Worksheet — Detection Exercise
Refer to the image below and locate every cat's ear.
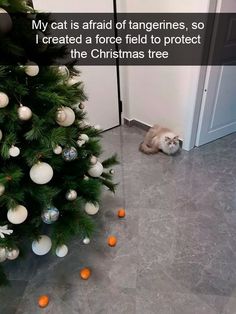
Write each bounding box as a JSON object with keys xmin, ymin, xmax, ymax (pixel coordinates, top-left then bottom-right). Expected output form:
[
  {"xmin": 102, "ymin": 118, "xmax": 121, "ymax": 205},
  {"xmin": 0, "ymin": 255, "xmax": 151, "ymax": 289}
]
[
  {"xmin": 165, "ymin": 136, "xmax": 170, "ymax": 141},
  {"xmin": 174, "ymin": 136, "xmax": 179, "ymax": 140}
]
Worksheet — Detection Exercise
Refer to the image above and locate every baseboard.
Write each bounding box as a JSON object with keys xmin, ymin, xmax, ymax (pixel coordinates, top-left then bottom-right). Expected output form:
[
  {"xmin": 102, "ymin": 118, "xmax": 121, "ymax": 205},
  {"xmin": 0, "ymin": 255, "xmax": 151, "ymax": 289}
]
[{"xmin": 123, "ymin": 118, "xmax": 150, "ymax": 131}]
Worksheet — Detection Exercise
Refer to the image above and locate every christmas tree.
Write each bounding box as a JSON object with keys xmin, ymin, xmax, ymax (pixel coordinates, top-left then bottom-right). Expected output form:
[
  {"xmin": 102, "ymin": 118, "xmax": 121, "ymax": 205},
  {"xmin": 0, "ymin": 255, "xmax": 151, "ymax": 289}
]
[{"xmin": 0, "ymin": 0, "xmax": 118, "ymax": 285}]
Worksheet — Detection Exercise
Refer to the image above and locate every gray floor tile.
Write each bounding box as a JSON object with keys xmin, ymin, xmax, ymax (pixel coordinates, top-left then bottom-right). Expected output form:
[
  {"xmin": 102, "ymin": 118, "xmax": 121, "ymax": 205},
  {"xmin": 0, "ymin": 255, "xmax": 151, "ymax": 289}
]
[{"xmin": 1, "ymin": 126, "xmax": 236, "ymax": 314}]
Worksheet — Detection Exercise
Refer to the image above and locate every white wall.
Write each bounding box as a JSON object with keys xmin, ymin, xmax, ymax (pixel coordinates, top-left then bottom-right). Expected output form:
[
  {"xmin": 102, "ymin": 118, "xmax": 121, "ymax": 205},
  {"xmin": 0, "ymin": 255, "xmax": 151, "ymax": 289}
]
[{"xmin": 118, "ymin": 0, "xmax": 213, "ymax": 148}]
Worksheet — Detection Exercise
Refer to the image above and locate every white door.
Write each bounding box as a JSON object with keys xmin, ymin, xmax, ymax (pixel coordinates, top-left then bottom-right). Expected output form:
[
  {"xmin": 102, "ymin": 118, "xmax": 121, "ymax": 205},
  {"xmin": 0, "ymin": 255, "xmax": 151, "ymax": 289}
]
[
  {"xmin": 196, "ymin": 0, "xmax": 236, "ymax": 146},
  {"xmin": 33, "ymin": 0, "xmax": 120, "ymax": 131}
]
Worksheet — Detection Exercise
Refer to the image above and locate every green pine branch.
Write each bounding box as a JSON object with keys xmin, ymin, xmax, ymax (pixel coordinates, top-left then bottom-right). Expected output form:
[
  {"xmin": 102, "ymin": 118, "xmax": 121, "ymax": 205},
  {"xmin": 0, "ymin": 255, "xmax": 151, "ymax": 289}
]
[{"xmin": 102, "ymin": 154, "xmax": 119, "ymax": 168}]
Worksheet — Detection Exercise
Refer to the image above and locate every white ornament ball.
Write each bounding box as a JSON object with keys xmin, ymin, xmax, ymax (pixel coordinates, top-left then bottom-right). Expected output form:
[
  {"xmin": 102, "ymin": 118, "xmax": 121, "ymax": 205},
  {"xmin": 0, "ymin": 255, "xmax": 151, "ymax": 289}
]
[
  {"xmin": 25, "ymin": 62, "xmax": 39, "ymax": 77},
  {"xmin": 30, "ymin": 162, "xmax": 53, "ymax": 185},
  {"xmin": 7, "ymin": 205, "xmax": 28, "ymax": 224},
  {"xmin": 58, "ymin": 66, "xmax": 69, "ymax": 78},
  {"xmin": 0, "ymin": 247, "xmax": 7, "ymax": 262},
  {"xmin": 90, "ymin": 156, "xmax": 97, "ymax": 165},
  {"xmin": 53, "ymin": 145, "xmax": 62, "ymax": 155},
  {"xmin": 32, "ymin": 235, "xmax": 52, "ymax": 256},
  {"xmin": 76, "ymin": 139, "xmax": 85, "ymax": 147},
  {"xmin": 0, "ymin": 184, "xmax": 5, "ymax": 196},
  {"xmin": 83, "ymin": 237, "xmax": 90, "ymax": 245},
  {"xmin": 79, "ymin": 134, "xmax": 89, "ymax": 142},
  {"xmin": 67, "ymin": 76, "xmax": 80, "ymax": 86},
  {"xmin": 18, "ymin": 105, "xmax": 32, "ymax": 121},
  {"xmin": 6, "ymin": 247, "xmax": 20, "ymax": 260},
  {"xmin": 84, "ymin": 175, "xmax": 89, "ymax": 181},
  {"xmin": 88, "ymin": 162, "xmax": 103, "ymax": 177},
  {"xmin": 9, "ymin": 146, "xmax": 20, "ymax": 157},
  {"xmin": 85, "ymin": 202, "xmax": 99, "ymax": 215},
  {"xmin": 0, "ymin": 8, "xmax": 12, "ymax": 34},
  {"xmin": 0, "ymin": 92, "xmax": 9, "ymax": 108},
  {"xmin": 56, "ymin": 107, "xmax": 75, "ymax": 127},
  {"xmin": 55, "ymin": 244, "xmax": 68, "ymax": 257},
  {"xmin": 65, "ymin": 189, "xmax": 77, "ymax": 201},
  {"xmin": 0, "ymin": 129, "xmax": 2, "ymax": 140}
]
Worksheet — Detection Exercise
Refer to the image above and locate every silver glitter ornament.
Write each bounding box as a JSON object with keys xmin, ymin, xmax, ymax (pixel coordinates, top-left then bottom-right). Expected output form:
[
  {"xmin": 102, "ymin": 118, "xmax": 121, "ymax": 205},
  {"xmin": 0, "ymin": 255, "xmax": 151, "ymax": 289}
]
[
  {"xmin": 62, "ymin": 147, "xmax": 78, "ymax": 161},
  {"xmin": 65, "ymin": 189, "xmax": 77, "ymax": 201},
  {"xmin": 41, "ymin": 207, "xmax": 59, "ymax": 224}
]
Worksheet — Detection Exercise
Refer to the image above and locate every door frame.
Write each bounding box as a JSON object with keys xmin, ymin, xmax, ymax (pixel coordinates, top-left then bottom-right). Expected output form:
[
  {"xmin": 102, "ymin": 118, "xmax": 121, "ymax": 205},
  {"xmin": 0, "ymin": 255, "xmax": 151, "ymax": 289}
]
[{"xmin": 182, "ymin": 0, "xmax": 220, "ymax": 151}]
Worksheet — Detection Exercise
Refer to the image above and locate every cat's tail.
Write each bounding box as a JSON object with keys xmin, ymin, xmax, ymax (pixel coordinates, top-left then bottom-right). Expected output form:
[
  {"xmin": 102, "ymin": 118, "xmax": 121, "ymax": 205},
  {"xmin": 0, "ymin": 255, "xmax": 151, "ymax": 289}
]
[{"xmin": 139, "ymin": 142, "xmax": 159, "ymax": 154}]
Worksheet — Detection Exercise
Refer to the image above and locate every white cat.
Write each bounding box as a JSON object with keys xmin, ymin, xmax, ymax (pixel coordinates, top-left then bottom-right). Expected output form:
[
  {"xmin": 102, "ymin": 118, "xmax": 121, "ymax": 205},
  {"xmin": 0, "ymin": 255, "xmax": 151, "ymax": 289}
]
[{"xmin": 139, "ymin": 125, "xmax": 180, "ymax": 155}]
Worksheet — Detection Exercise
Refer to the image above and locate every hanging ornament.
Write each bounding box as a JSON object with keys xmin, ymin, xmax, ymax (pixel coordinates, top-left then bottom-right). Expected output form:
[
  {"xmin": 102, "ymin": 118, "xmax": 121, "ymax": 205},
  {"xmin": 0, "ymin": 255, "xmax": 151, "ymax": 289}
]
[
  {"xmin": 88, "ymin": 161, "xmax": 103, "ymax": 177},
  {"xmin": 6, "ymin": 247, "xmax": 19, "ymax": 260},
  {"xmin": 0, "ymin": 184, "xmax": 5, "ymax": 196},
  {"xmin": 58, "ymin": 66, "xmax": 70, "ymax": 79},
  {"xmin": 18, "ymin": 105, "xmax": 32, "ymax": 121},
  {"xmin": 84, "ymin": 175, "xmax": 89, "ymax": 181},
  {"xmin": 83, "ymin": 237, "xmax": 90, "ymax": 245},
  {"xmin": 0, "ymin": 92, "xmax": 9, "ymax": 108},
  {"xmin": 53, "ymin": 145, "xmax": 62, "ymax": 155},
  {"xmin": 0, "ymin": 8, "xmax": 12, "ymax": 34},
  {"xmin": 7, "ymin": 205, "xmax": 28, "ymax": 224},
  {"xmin": 67, "ymin": 75, "xmax": 80, "ymax": 86},
  {"xmin": 65, "ymin": 189, "xmax": 77, "ymax": 201},
  {"xmin": 0, "ymin": 225, "xmax": 13, "ymax": 238},
  {"xmin": 25, "ymin": 62, "xmax": 39, "ymax": 77},
  {"xmin": 90, "ymin": 156, "xmax": 97, "ymax": 165},
  {"xmin": 9, "ymin": 145, "xmax": 20, "ymax": 157},
  {"xmin": 38, "ymin": 295, "xmax": 49, "ymax": 308},
  {"xmin": 62, "ymin": 147, "xmax": 78, "ymax": 161},
  {"xmin": 110, "ymin": 169, "xmax": 115, "ymax": 174},
  {"xmin": 41, "ymin": 207, "xmax": 59, "ymax": 224},
  {"xmin": 85, "ymin": 202, "xmax": 99, "ymax": 215},
  {"xmin": 56, "ymin": 106, "xmax": 75, "ymax": 127},
  {"xmin": 0, "ymin": 129, "xmax": 2, "ymax": 141},
  {"xmin": 76, "ymin": 139, "xmax": 85, "ymax": 147},
  {"xmin": 30, "ymin": 162, "xmax": 53, "ymax": 184},
  {"xmin": 79, "ymin": 134, "xmax": 89, "ymax": 142},
  {"xmin": 32, "ymin": 235, "xmax": 52, "ymax": 256},
  {"xmin": 79, "ymin": 103, "xmax": 85, "ymax": 110},
  {"xmin": 0, "ymin": 247, "xmax": 7, "ymax": 262},
  {"xmin": 55, "ymin": 244, "xmax": 68, "ymax": 257}
]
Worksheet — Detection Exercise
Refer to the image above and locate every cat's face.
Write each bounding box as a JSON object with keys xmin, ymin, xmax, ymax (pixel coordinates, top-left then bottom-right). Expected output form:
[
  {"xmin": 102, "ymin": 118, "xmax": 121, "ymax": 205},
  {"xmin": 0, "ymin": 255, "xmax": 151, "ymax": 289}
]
[{"xmin": 165, "ymin": 136, "xmax": 179, "ymax": 151}]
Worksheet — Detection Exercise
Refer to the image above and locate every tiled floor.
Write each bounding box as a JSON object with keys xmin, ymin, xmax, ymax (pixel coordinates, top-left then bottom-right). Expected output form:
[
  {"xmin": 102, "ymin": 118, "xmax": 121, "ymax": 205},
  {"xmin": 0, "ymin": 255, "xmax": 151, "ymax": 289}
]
[{"xmin": 1, "ymin": 126, "xmax": 236, "ymax": 314}]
